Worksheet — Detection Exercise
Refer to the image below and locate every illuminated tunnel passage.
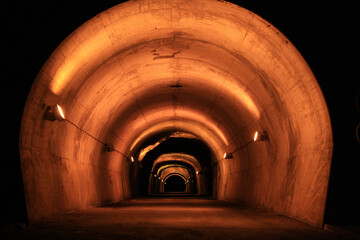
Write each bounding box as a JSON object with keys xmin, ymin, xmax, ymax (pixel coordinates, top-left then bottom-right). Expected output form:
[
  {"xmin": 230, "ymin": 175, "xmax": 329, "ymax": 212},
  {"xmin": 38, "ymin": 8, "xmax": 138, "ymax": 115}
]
[
  {"xmin": 130, "ymin": 135, "xmax": 213, "ymax": 197},
  {"xmin": 164, "ymin": 175, "xmax": 187, "ymax": 192},
  {"xmin": 19, "ymin": 0, "xmax": 333, "ymax": 230}
]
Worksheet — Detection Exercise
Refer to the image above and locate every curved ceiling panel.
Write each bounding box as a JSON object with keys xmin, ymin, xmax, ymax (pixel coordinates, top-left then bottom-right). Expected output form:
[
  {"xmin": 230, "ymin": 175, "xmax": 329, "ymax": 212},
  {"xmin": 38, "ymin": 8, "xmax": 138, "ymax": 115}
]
[{"xmin": 152, "ymin": 153, "xmax": 201, "ymax": 172}]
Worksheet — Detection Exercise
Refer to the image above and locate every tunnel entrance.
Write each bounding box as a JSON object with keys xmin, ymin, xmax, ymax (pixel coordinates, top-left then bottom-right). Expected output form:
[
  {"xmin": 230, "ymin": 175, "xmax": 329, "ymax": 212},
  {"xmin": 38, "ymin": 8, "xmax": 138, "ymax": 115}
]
[{"xmin": 164, "ymin": 175, "xmax": 187, "ymax": 192}]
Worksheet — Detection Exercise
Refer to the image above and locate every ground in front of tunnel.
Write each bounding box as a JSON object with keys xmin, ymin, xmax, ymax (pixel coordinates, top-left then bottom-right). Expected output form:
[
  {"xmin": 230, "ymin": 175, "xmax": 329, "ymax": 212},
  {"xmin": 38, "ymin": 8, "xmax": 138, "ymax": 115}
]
[{"xmin": 2, "ymin": 197, "xmax": 349, "ymax": 240}]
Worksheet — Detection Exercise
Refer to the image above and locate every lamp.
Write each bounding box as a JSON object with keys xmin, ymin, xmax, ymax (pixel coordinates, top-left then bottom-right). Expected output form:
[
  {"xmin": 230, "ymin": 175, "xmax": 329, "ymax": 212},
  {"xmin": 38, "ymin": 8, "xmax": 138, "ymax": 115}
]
[
  {"xmin": 44, "ymin": 104, "xmax": 65, "ymax": 121},
  {"xmin": 45, "ymin": 104, "xmax": 130, "ymax": 159},
  {"xmin": 224, "ymin": 130, "xmax": 269, "ymax": 159},
  {"xmin": 254, "ymin": 131, "xmax": 269, "ymax": 142}
]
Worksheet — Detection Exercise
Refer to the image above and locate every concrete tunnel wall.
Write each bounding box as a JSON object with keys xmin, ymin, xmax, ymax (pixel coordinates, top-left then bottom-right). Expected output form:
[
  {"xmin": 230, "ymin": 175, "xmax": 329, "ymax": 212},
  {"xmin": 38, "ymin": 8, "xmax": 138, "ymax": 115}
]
[{"xmin": 19, "ymin": 0, "xmax": 333, "ymax": 227}]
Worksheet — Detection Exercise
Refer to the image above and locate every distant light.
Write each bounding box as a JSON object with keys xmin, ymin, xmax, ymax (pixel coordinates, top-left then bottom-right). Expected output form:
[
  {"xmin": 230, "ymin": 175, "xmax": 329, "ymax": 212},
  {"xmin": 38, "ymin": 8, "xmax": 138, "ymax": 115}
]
[
  {"xmin": 158, "ymin": 177, "xmax": 161, "ymax": 180},
  {"xmin": 154, "ymin": 174, "xmax": 157, "ymax": 177},
  {"xmin": 223, "ymin": 153, "xmax": 227, "ymax": 159},
  {"xmin": 254, "ymin": 131, "xmax": 259, "ymax": 141},
  {"xmin": 196, "ymin": 171, "xmax": 199, "ymax": 174},
  {"xmin": 130, "ymin": 156, "xmax": 135, "ymax": 162}
]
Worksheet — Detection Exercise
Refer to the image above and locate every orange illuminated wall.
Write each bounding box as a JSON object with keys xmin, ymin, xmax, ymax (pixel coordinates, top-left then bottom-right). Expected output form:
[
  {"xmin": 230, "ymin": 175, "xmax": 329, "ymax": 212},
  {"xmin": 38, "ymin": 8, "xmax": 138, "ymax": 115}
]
[{"xmin": 20, "ymin": 0, "xmax": 332, "ymax": 227}]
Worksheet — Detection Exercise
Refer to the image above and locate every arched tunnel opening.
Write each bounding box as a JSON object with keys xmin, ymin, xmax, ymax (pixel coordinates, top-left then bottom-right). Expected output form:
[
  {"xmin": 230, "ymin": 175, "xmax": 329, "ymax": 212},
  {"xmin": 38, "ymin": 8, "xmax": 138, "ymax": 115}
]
[
  {"xmin": 131, "ymin": 134, "xmax": 213, "ymax": 197},
  {"xmin": 164, "ymin": 175, "xmax": 187, "ymax": 192},
  {"xmin": 17, "ymin": 0, "xmax": 336, "ymax": 234}
]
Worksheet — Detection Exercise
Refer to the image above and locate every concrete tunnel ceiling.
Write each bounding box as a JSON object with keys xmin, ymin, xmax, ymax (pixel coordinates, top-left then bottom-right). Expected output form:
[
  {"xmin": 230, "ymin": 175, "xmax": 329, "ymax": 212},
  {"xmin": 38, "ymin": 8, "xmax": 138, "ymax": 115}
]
[{"xmin": 20, "ymin": 0, "xmax": 333, "ymax": 227}]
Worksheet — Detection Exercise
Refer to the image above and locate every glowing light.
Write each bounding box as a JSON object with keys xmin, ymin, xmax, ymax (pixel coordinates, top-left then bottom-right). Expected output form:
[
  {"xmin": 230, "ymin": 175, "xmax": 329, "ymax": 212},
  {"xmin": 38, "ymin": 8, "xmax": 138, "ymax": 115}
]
[
  {"xmin": 49, "ymin": 29, "xmax": 110, "ymax": 95},
  {"xmin": 152, "ymin": 153, "xmax": 201, "ymax": 174},
  {"xmin": 137, "ymin": 137, "xmax": 167, "ymax": 162},
  {"xmin": 130, "ymin": 156, "xmax": 135, "ymax": 162},
  {"xmin": 56, "ymin": 104, "xmax": 65, "ymax": 120},
  {"xmin": 223, "ymin": 152, "xmax": 233, "ymax": 159},
  {"xmin": 224, "ymin": 81, "xmax": 260, "ymax": 119},
  {"xmin": 254, "ymin": 131, "xmax": 259, "ymax": 141},
  {"xmin": 129, "ymin": 108, "xmax": 230, "ymax": 153},
  {"xmin": 44, "ymin": 104, "xmax": 66, "ymax": 121},
  {"xmin": 175, "ymin": 109, "xmax": 229, "ymax": 146},
  {"xmin": 196, "ymin": 171, "xmax": 199, "ymax": 174}
]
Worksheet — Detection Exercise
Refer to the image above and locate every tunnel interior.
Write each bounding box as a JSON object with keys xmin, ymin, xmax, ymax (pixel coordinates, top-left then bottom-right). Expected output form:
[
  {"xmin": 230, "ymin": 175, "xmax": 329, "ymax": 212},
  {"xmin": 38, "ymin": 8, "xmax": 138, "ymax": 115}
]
[
  {"xmin": 19, "ymin": 0, "xmax": 333, "ymax": 228},
  {"xmin": 164, "ymin": 175, "xmax": 187, "ymax": 192},
  {"xmin": 131, "ymin": 133, "xmax": 213, "ymax": 197}
]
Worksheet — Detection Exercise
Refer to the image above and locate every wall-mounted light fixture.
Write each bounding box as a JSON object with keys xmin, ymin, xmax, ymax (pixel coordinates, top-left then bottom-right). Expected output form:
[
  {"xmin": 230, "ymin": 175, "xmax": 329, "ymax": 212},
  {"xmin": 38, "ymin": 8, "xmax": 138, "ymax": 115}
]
[
  {"xmin": 254, "ymin": 131, "xmax": 269, "ymax": 142},
  {"xmin": 44, "ymin": 104, "xmax": 65, "ymax": 121},
  {"xmin": 44, "ymin": 104, "xmax": 131, "ymax": 160},
  {"xmin": 224, "ymin": 130, "xmax": 269, "ymax": 159},
  {"xmin": 105, "ymin": 143, "xmax": 115, "ymax": 152}
]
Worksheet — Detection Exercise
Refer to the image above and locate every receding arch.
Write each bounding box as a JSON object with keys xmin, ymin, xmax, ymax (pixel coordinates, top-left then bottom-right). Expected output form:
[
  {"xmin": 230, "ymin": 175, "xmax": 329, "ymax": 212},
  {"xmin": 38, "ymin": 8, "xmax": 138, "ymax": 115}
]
[
  {"xmin": 164, "ymin": 174, "xmax": 187, "ymax": 193},
  {"xmin": 20, "ymin": 0, "xmax": 332, "ymax": 227}
]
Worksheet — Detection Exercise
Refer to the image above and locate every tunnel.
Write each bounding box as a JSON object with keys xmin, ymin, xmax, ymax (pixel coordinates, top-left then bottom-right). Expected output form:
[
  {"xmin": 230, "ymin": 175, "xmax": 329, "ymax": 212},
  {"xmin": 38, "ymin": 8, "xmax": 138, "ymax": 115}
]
[
  {"xmin": 164, "ymin": 174, "xmax": 187, "ymax": 192},
  {"xmin": 19, "ymin": 0, "xmax": 333, "ymax": 229}
]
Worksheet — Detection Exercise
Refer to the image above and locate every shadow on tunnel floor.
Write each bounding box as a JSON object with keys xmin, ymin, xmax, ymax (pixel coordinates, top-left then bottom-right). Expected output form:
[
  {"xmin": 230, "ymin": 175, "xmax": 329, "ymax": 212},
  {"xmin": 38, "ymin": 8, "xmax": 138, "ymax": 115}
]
[
  {"xmin": 1, "ymin": 197, "xmax": 356, "ymax": 240},
  {"xmin": 101, "ymin": 196, "xmax": 218, "ymax": 208}
]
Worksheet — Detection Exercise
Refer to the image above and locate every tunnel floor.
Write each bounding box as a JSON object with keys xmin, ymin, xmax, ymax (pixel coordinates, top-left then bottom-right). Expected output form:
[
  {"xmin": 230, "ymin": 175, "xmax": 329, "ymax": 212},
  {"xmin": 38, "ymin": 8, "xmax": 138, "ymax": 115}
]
[{"xmin": 3, "ymin": 198, "xmax": 349, "ymax": 240}]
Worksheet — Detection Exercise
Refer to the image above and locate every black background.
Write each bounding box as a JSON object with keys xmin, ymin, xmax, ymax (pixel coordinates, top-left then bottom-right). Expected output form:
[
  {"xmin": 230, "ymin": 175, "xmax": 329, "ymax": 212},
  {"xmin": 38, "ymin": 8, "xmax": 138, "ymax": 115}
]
[{"xmin": 1, "ymin": 0, "xmax": 359, "ymax": 226}]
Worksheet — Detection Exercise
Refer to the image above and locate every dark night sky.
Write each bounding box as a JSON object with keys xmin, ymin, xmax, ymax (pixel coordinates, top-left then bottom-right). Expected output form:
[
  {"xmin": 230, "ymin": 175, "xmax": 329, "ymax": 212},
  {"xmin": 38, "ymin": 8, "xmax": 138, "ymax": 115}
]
[{"xmin": 1, "ymin": 0, "xmax": 359, "ymax": 226}]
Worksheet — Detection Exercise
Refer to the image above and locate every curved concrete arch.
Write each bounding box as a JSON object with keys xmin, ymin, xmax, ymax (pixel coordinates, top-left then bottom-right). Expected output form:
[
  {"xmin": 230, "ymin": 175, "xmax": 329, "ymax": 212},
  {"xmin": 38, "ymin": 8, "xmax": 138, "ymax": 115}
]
[
  {"xmin": 157, "ymin": 164, "xmax": 192, "ymax": 177},
  {"xmin": 163, "ymin": 173, "xmax": 187, "ymax": 183},
  {"xmin": 163, "ymin": 173, "xmax": 189, "ymax": 193},
  {"xmin": 149, "ymin": 153, "xmax": 204, "ymax": 195},
  {"xmin": 20, "ymin": 0, "xmax": 332, "ymax": 226},
  {"xmin": 160, "ymin": 166, "xmax": 191, "ymax": 181},
  {"xmin": 153, "ymin": 169, "xmax": 190, "ymax": 193},
  {"xmin": 152, "ymin": 153, "xmax": 201, "ymax": 173}
]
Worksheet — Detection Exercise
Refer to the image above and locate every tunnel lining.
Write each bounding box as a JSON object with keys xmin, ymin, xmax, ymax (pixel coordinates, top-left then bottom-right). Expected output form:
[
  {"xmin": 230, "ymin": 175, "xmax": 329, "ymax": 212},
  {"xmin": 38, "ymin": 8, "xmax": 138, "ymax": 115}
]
[{"xmin": 20, "ymin": 0, "xmax": 332, "ymax": 227}]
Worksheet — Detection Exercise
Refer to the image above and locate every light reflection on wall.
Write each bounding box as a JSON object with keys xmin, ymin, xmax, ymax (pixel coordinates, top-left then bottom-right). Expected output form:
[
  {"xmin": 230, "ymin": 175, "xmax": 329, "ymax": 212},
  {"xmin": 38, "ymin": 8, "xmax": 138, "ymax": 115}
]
[{"xmin": 128, "ymin": 108, "xmax": 229, "ymax": 156}]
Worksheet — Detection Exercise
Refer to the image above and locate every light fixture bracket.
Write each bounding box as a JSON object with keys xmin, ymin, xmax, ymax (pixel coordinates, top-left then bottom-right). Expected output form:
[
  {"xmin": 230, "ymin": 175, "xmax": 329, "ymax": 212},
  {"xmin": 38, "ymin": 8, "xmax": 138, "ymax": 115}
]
[
  {"xmin": 224, "ymin": 152, "xmax": 233, "ymax": 159},
  {"xmin": 44, "ymin": 104, "xmax": 65, "ymax": 121},
  {"xmin": 105, "ymin": 143, "xmax": 115, "ymax": 152}
]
